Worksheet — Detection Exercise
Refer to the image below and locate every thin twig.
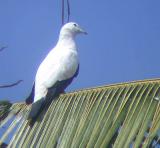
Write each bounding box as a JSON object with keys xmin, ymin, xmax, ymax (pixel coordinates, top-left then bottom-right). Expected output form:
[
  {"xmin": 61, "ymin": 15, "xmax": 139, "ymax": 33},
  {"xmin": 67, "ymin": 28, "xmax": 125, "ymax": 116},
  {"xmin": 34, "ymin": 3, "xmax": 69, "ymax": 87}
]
[
  {"xmin": 61, "ymin": 0, "xmax": 71, "ymax": 25},
  {"xmin": 62, "ymin": 0, "xmax": 65, "ymax": 25},
  {"xmin": 67, "ymin": 0, "xmax": 70, "ymax": 22},
  {"xmin": 0, "ymin": 80, "xmax": 23, "ymax": 88},
  {"xmin": 0, "ymin": 46, "xmax": 22, "ymax": 89},
  {"xmin": 0, "ymin": 46, "xmax": 7, "ymax": 52}
]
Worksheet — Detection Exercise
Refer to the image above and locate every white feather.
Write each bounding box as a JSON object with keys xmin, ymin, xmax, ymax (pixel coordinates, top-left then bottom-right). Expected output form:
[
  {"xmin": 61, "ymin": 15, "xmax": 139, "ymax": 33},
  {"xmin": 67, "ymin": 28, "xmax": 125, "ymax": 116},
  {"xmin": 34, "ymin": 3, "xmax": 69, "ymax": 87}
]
[
  {"xmin": 34, "ymin": 43, "xmax": 78, "ymax": 102},
  {"xmin": 28, "ymin": 22, "xmax": 86, "ymax": 119},
  {"xmin": 33, "ymin": 22, "xmax": 86, "ymax": 102}
]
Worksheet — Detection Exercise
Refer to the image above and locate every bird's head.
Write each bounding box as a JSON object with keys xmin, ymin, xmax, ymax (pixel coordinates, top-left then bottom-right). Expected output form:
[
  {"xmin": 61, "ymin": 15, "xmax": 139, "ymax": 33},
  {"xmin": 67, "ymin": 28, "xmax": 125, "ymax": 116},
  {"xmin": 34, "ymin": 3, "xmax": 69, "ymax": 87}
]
[{"xmin": 60, "ymin": 22, "xmax": 87, "ymax": 37}]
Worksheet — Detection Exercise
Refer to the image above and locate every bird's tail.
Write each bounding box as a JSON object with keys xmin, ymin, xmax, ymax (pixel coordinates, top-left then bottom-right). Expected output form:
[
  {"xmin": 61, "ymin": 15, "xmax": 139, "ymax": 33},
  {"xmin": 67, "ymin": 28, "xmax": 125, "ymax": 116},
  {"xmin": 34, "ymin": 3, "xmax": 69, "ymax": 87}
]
[
  {"xmin": 27, "ymin": 98, "xmax": 45, "ymax": 120},
  {"xmin": 25, "ymin": 82, "xmax": 35, "ymax": 104}
]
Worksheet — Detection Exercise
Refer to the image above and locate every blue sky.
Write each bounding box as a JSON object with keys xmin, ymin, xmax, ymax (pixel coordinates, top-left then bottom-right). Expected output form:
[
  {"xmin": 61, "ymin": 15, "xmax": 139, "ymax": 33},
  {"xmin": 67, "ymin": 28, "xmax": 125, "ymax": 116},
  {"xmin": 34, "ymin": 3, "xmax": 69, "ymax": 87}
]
[{"xmin": 0, "ymin": 0, "xmax": 160, "ymax": 102}]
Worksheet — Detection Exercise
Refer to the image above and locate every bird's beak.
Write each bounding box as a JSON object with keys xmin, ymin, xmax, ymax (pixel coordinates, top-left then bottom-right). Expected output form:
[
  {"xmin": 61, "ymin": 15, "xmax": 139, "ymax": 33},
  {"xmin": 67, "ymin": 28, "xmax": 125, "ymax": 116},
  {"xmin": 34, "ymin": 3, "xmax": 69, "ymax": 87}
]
[
  {"xmin": 79, "ymin": 28, "xmax": 88, "ymax": 35},
  {"xmin": 83, "ymin": 31, "xmax": 88, "ymax": 35}
]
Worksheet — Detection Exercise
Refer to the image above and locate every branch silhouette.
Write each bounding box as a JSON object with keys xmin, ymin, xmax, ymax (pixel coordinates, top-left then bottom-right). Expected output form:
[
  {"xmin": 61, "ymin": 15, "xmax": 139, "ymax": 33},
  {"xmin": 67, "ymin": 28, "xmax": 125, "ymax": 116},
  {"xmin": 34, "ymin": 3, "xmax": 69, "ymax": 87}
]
[
  {"xmin": 0, "ymin": 46, "xmax": 23, "ymax": 88},
  {"xmin": 61, "ymin": 0, "xmax": 70, "ymax": 25},
  {"xmin": 0, "ymin": 46, "xmax": 7, "ymax": 52},
  {"xmin": 0, "ymin": 80, "xmax": 23, "ymax": 88}
]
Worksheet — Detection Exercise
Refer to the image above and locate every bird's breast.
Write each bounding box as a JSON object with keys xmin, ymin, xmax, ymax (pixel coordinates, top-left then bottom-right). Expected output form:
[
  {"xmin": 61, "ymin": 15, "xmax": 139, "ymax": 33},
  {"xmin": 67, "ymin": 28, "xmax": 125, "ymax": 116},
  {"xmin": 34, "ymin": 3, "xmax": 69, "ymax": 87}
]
[
  {"xmin": 35, "ymin": 48, "xmax": 79, "ymax": 89},
  {"xmin": 59, "ymin": 50, "xmax": 78, "ymax": 80}
]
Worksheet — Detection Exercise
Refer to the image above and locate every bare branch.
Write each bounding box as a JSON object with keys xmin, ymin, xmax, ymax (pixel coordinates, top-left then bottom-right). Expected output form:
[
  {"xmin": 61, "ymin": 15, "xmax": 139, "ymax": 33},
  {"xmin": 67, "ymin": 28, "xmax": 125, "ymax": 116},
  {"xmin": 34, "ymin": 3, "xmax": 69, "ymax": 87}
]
[
  {"xmin": 0, "ymin": 46, "xmax": 23, "ymax": 89},
  {"xmin": 0, "ymin": 80, "xmax": 23, "ymax": 88},
  {"xmin": 0, "ymin": 46, "xmax": 7, "ymax": 52},
  {"xmin": 61, "ymin": 0, "xmax": 71, "ymax": 25},
  {"xmin": 62, "ymin": 0, "xmax": 65, "ymax": 25},
  {"xmin": 67, "ymin": 0, "xmax": 70, "ymax": 22}
]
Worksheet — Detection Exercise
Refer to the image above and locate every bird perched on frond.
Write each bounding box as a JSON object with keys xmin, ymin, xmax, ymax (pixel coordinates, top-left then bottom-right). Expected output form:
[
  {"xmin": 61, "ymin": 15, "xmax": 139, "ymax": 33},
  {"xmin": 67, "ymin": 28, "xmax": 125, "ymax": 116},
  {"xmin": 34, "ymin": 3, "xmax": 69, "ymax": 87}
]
[
  {"xmin": 0, "ymin": 22, "xmax": 87, "ymax": 126},
  {"xmin": 26, "ymin": 22, "xmax": 87, "ymax": 120}
]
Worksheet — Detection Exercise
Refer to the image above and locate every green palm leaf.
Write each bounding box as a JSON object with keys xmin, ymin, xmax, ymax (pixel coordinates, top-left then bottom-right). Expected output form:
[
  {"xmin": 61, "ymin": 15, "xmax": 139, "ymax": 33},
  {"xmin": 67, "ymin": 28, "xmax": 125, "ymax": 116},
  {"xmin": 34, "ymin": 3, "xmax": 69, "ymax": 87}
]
[
  {"xmin": 0, "ymin": 79, "xmax": 160, "ymax": 147},
  {"xmin": 0, "ymin": 100, "xmax": 12, "ymax": 122}
]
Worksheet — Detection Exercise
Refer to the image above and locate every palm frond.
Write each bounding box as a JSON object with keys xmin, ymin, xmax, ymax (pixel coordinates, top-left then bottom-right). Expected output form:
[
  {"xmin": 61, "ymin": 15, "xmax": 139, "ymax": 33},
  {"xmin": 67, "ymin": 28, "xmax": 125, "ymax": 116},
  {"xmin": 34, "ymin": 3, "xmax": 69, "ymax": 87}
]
[
  {"xmin": 1, "ymin": 79, "xmax": 160, "ymax": 147},
  {"xmin": 0, "ymin": 101, "xmax": 12, "ymax": 124}
]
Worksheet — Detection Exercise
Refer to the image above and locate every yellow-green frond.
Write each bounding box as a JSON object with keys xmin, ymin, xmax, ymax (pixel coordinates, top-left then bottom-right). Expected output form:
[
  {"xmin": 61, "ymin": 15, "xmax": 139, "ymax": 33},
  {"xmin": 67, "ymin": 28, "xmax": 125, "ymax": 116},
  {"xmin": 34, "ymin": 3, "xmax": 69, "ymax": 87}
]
[{"xmin": 1, "ymin": 79, "xmax": 160, "ymax": 147}]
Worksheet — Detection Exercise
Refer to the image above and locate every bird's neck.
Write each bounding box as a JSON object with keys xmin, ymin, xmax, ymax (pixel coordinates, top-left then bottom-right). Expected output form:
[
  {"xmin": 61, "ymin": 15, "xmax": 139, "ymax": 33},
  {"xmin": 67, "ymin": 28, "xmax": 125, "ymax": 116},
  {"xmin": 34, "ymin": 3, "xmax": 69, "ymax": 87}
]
[{"xmin": 57, "ymin": 32, "xmax": 77, "ymax": 50}]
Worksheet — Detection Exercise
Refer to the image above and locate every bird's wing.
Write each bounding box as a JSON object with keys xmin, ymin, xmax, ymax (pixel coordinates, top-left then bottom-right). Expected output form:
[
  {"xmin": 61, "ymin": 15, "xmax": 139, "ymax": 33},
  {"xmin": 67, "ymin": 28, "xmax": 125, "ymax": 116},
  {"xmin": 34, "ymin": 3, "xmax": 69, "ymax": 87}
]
[
  {"xmin": 25, "ymin": 82, "xmax": 35, "ymax": 104},
  {"xmin": 49, "ymin": 64, "xmax": 79, "ymax": 95},
  {"xmin": 35, "ymin": 48, "xmax": 78, "ymax": 89}
]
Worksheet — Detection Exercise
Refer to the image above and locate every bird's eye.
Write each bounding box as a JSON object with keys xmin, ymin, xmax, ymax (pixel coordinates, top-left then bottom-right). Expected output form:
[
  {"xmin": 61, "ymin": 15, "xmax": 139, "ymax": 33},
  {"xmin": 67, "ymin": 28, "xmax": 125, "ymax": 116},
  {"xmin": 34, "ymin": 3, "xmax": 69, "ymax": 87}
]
[{"xmin": 73, "ymin": 23, "xmax": 77, "ymax": 27}]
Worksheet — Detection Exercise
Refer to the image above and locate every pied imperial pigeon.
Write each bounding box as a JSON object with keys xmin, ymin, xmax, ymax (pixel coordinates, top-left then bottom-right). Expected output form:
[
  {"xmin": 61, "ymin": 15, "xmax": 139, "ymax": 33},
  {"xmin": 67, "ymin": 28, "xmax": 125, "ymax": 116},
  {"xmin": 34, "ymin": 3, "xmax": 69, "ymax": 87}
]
[{"xmin": 26, "ymin": 22, "xmax": 87, "ymax": 119}]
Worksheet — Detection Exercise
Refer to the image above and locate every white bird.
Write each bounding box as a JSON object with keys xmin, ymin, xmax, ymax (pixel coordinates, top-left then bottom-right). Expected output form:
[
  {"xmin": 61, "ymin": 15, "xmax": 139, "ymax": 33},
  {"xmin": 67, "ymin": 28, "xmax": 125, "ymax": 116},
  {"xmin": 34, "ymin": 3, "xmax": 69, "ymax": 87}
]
[{"xmin": 26, "ymin": 22, "xmax": 87, "ymax": 119}]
